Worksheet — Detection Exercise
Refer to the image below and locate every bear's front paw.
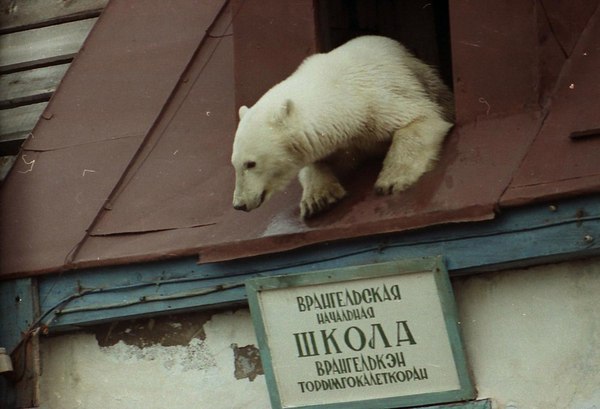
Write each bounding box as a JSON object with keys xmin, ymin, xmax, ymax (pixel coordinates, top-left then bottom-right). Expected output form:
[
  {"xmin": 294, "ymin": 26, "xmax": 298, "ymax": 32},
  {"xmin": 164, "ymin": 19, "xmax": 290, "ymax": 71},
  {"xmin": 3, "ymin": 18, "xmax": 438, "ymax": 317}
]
[
  {"xmin": 300, "ymin": 183, "xmax": 347, "ymax": 219},
  {"xmin": 374, "ymin": 174, "xmax": 413, "ymax": 195}
]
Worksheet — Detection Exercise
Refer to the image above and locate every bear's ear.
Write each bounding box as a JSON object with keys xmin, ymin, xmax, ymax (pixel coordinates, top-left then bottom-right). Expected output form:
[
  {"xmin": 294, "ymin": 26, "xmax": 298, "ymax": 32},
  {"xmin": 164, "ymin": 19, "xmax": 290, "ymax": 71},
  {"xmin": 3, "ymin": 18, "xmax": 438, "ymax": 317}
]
[
  {"xmin": 273, "ymin": 99, "xmax": 294, "ymax": 124},
  {"xmin": 238, "ymin": 105, "xmax": 249, "ymax": 120}
]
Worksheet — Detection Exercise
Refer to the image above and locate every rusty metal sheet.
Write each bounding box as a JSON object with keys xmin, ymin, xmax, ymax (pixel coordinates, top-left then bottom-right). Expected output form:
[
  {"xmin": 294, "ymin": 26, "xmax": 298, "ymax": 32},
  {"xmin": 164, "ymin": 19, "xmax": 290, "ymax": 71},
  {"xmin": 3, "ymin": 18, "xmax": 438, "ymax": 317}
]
[
  {"xmin": 450, "ymin": 1, "xmax": 541, "ymax": 124},
  {"xmin": 70, "ymin": 111, "xmax": 543, "ymax": 268},
  {"xmin": 196, "ymin": 112, "xmax": 544, "ymax": 264},
  {"xmin": 3, "ymin": 0, "xmax": 600, "ymax": 278},
  {"xmin": 539, "ymin": 0, "xmax": 599, "ymax": 56},
  {"xmin": 232, "ymin": 0, "xmax": 318, "ymax": 108},
  {"xmin": 501, "ymin": 5, "xmax": 600, "ymax": 206},
  {"xmin": 68, "ymin": 0, "xmax": 538, "ymax": 267},
  {"xmin": 0, "ymin": 137, "xmax": 142, "ymax": 277},
  {"xmin": 23, "ymin": 0, "xmax": 227, "ymax": 152},
  {"xmin": 86, "ymin": 0, "xmax": 318, "ymax": 237},
  {"xmin": 0, "ymin": 0, "xmax": 229, "ymax": 278},
  {"xmin": 85, "ymin": 0, "xmax": 319, "ymax": 236},
  {"xmin": 90, "ymin": 9, "xmax": 235, "ymax": 235}
]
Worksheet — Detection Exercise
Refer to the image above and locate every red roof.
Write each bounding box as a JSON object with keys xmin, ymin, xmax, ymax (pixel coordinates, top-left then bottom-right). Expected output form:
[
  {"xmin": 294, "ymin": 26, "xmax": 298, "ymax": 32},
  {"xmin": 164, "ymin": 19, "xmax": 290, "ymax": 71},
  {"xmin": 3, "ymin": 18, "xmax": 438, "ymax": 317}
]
[{"xmin": 2, "ymin": 0, "xmax": 600, "ymax": 279}]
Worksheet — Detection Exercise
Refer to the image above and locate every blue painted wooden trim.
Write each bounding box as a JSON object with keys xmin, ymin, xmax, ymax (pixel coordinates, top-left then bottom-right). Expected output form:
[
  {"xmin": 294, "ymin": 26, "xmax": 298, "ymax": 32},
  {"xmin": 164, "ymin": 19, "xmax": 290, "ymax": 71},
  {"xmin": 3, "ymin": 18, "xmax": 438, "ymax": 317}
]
[
  {"xmin": 0, "ymin": 278, "xmax": 37, "ymax": 353},
  {"xmin": 423, "ymin": 399, "xmax": 491, "ymax": 409},
  {"xmin": 0, "ymin": 193, "xmax": 589, "ymax": 336},
  {"xmin": 32, "ymin": 194, "xmax": 600, "ymax": 332}
]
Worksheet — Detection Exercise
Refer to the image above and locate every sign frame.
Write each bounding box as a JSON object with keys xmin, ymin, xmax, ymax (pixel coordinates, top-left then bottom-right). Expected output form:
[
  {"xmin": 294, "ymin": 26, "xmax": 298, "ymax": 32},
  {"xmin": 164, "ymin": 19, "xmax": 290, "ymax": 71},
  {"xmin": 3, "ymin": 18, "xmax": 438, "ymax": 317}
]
[{"xmin": 246, "ymin": 256, "xmax": 475, "ymax": 409}]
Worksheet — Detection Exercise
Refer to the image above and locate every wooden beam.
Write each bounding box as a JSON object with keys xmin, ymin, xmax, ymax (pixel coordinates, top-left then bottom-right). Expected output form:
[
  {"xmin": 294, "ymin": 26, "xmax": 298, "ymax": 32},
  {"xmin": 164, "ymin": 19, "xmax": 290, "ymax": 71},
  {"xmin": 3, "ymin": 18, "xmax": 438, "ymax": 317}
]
[
  {"xmin": 424, "ymin": 400, "xmax": 491, "ymax": 409},
  {"xmin": 31, "ymin": 194, "xmax": 600, "ymax": 332},
  {"xmin": 0, "ymin": 63, "xmax": 69, "ymax": 109},
  {"xmin": 0, "ymin": 18, "xmax": 96, "ymax": 73},
  {"xmin": 0, "ymin": 102, "xmax": 46, "ymax": 154},
  {"xmin": 0, "ymin": 102, "xmax": 46, "ymax": 155},
  {"xmin": 0, "ymin": 0, "xmax": 107, "ymax": 34}
]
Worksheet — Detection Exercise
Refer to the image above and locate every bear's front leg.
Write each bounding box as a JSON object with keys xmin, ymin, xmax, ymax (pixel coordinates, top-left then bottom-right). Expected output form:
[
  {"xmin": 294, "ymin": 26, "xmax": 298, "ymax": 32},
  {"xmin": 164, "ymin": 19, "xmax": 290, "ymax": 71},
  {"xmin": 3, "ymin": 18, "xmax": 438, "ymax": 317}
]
[
  {"xmin": 299, "ymin": 163, "xmax": 347, "ymax": 218},
  {"xmin": 375, "ymin": 115, "xmax": 451, "ymax": 195}
]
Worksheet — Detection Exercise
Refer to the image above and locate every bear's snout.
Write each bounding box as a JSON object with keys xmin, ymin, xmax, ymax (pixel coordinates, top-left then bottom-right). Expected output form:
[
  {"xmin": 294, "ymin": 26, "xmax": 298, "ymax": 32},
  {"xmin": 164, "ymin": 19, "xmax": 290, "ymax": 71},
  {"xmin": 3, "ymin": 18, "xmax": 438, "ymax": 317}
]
[
  {"xmin": 232, "ymin": 190, "xmax": 267, "ymax": 213},
  {"xmin": 233, "ymin": 203, "xmax": 248, "ymax": 212}
]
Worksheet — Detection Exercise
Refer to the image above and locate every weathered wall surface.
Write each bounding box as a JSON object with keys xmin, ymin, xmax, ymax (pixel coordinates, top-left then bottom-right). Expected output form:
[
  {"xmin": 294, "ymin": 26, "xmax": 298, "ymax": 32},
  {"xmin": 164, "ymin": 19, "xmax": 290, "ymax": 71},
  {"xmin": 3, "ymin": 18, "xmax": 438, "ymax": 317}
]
[
  {"xmin": 453, "ymin": 258, "xmax": 600, "ymax": 409},
  {"xmin": 39, "ymin": 259, "xmax": 600, "ymax": 409},
  {"xmin": 39, "ymin": 310, "xmax": 270, "ymax": 409}
]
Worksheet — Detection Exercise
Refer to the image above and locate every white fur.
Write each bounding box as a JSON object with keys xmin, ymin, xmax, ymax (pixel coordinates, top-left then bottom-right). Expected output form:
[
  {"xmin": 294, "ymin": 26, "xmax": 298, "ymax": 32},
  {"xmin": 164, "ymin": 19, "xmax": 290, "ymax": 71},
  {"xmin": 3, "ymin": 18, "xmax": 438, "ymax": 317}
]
[{"xmin": 231, "ymin": 35, "xmax": 454, "ymax": 218}]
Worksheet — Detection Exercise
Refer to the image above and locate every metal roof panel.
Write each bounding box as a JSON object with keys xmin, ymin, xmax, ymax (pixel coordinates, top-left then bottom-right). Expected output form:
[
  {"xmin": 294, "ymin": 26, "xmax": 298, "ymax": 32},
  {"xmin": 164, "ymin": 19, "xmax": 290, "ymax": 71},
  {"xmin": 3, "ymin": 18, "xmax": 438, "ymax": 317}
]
[
  {"xmin": 2, "ymin": 0, "xmax": 600, "ymax": 278},
  {"xmin": 501, "ymin": 5, "xmax": 600, "ymax": 206},
  {"xmin": 0, "ymin": 0, "xmax": 229, "ymax": 278}
]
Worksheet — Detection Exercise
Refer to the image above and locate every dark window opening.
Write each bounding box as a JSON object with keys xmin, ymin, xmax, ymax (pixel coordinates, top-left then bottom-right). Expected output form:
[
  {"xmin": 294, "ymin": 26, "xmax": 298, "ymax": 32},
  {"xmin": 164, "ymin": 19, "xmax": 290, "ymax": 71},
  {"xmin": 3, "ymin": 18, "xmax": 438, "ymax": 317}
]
[{"xmin": 316, "ymin": 0, "xmax": 453, "ymax": 89}]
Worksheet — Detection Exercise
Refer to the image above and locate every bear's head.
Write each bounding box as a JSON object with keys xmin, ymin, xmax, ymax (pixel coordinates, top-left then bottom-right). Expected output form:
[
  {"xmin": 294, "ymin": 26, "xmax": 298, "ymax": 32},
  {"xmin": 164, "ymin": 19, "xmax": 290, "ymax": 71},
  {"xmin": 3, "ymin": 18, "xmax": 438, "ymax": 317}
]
[{"xmin": 231, "ymin": 99, "xmax": 304, "ymax": 212}]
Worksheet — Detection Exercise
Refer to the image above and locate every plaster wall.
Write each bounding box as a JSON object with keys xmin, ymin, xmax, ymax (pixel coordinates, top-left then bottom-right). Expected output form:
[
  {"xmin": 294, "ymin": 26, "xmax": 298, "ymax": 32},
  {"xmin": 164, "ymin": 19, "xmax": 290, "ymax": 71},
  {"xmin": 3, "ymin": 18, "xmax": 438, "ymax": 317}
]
[
  {"xmin": 39, "ymin": 310, "xmax": 271, "ymax": 409},
  {"xmin": 453, "ymin": 258, "xmax": 600, "ymax": 409},
  {"xmin": 38, "ymin": 258, "xmax": 600, "ymax": 409}
]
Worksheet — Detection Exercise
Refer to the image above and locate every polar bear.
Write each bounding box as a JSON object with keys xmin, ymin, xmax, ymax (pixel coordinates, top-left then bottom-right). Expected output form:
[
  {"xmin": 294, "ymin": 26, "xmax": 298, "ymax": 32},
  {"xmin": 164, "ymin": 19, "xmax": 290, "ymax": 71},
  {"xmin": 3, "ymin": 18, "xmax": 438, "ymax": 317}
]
[{"xmin": 231, "ymin": 35, "xmax": 454, "ymax": 218}]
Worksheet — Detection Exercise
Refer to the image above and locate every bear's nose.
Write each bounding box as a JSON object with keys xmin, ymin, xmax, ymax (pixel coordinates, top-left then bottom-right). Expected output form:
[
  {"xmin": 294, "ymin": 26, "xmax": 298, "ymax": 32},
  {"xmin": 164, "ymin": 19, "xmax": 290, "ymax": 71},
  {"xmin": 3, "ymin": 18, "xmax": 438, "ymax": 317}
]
[{"xmin": 233, "ymin": 203, "xmax": 248, "ymax": 211}]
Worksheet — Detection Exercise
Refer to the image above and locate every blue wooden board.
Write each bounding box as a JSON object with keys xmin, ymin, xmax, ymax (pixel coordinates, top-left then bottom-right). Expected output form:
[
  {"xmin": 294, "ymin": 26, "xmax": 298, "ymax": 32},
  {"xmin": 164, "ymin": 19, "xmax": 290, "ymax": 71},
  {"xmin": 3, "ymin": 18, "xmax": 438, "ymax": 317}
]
[
  {"xmin": 0, "ymin": 278, "xmax": 36, "ymax": 352},
  {"xmin": 424, "ymin": 399, "xmax": 491, "ymax": 409},
  {"xmin": 32, "ymin": 194, "xmax": 600, "ymax": 332}
]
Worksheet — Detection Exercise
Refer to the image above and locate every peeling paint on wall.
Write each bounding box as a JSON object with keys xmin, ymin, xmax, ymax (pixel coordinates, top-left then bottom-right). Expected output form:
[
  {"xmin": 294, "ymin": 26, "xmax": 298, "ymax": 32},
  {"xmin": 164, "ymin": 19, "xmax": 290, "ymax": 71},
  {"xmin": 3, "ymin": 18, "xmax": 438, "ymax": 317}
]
[
  {"xmin": 100, "ymin": 337, "xmax": 217, "ymax": 372},
  {"xmin": 40, "ymin": 309, "xmax": 271, "ymax": 409},
  {"xmin": 93, "ymin": 311, "xmax": 212, "ymax": 347},
  {"xmin": 232, "ymin": 343, "xmax": 263, "ymax": 381}
]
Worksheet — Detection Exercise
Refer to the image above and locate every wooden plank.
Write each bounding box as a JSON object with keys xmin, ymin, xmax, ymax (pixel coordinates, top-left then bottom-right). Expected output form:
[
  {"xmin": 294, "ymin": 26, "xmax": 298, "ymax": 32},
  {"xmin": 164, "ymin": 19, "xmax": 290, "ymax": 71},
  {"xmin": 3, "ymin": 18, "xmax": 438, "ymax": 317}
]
[
  {"xmin": 0, "ymin": 102, "xmax": 46, "ymax": 154},
  {"xmin": 424, "ymin": 400, "xmax": 491, "ymax": 409},
  {"xmin": 0, "ymin": 63, "xmax": 69, "ymax": 109},
  {"xmin": 0, "ymin": 0, "xmax": 107, "ymax": 34},
  {"xmin": 35, "ymin": 194, "xmax": 600, "ymax": 331},
  {"xmin": 0, "ymin": 18, "xmax": 96, "ymax": 73},
  {"xmin": 0, "ymin": 102, "xmax": 46, "ymax": 142}
]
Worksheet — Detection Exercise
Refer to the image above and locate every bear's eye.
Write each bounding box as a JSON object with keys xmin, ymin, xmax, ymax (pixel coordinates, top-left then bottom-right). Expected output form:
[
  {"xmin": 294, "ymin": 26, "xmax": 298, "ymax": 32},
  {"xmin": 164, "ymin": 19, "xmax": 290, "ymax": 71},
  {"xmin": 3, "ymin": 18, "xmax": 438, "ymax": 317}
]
[{"xmin": 244, "ymin": 161, "xmax": 257, "ymax": 170}]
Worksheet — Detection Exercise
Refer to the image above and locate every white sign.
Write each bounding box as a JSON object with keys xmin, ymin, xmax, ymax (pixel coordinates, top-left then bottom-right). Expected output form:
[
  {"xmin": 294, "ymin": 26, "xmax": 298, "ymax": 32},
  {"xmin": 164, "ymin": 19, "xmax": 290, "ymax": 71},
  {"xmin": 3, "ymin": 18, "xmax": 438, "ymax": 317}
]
[{"xmin": 246, "ymin": 258, "xmax": 474, "ymax": 409}]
